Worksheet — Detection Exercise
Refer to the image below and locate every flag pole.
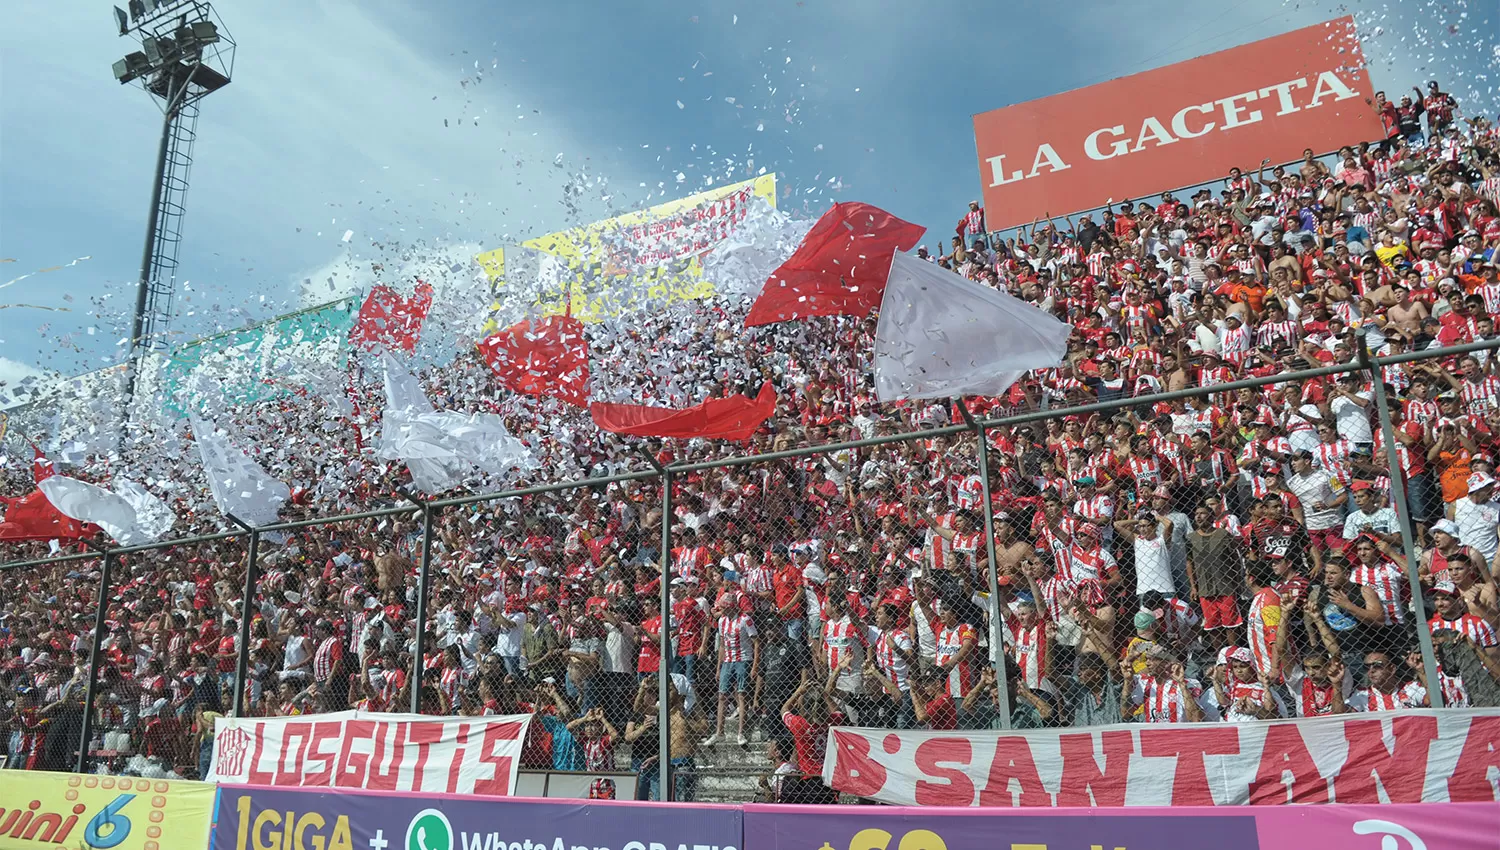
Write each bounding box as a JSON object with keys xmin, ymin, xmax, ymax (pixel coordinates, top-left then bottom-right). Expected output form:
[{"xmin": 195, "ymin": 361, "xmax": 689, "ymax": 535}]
[{"xmin": 958, "ymin": 400, "xmax": 1012, "ymax": 729}]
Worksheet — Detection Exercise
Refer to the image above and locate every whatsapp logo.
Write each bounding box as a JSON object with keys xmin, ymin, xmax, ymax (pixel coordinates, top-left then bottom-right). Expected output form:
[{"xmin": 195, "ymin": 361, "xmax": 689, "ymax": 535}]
[{"xmin": 405, "ymin": 808, "xmax": 455, "ymax": 850}]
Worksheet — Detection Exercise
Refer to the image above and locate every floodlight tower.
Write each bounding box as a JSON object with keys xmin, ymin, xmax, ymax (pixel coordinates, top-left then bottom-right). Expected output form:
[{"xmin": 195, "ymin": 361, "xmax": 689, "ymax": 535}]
[{"xmin": 111, "ymin": 0, "xmax": 234, "ymax": 413}]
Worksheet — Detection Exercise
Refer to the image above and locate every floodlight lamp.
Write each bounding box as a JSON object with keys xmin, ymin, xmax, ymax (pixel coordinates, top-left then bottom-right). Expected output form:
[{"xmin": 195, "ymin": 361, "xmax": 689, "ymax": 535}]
[
  {"xmin": 142, "ymin": 35, "xmax": 175, "ymax": 64},
  {"xmin": 112, "ymin": 51, "xmax": 150, "ymax": 83},
  {"xmin": 189, "ymin": 21, "xmax": 219, "ymax": 44},
  {"xmin": 114, "ymin": 6, "xmax": 129, "ymax": 35},
  {"xmin": 128, "ymin": 0, "xmax": 145, "ymax": 21}
]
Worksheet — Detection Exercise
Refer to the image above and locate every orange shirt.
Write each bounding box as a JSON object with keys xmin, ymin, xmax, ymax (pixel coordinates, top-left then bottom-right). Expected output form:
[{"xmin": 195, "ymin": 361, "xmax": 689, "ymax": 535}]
[{"xmin": 1437, "ymin": 447, "xmax": 1473, "ymax": 504}]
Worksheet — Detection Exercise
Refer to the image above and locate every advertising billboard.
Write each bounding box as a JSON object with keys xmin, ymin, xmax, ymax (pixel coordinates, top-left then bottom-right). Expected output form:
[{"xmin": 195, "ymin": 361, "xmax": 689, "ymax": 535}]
[{"xmin": 973, "ymin": 17, "xmax": 1384, "ymax": 230}]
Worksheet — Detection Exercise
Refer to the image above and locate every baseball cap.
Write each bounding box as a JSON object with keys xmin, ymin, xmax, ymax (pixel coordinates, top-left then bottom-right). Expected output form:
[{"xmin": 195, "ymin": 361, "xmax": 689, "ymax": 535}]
[
  {"xmin": 1433, "ymin": 580, "xmax": 1460, "ymax": 596},
  {"xmin": 1431, "ymin": 519, "xmax": 1460, "ymax": 537},
  {"xmin": 1468, "ymin": 472, "xmax": 1496, "ymax": 493}
]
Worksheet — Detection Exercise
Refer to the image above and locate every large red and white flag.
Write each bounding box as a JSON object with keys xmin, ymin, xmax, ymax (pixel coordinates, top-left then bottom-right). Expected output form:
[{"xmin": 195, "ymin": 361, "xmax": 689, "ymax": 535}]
[
  {"xmin": 37, "ymin": 474, "xmax": 172, "ymax": 546},
  {"xmin": 744, "ymin": 202, "xmax": 925, "ymax": 326}
]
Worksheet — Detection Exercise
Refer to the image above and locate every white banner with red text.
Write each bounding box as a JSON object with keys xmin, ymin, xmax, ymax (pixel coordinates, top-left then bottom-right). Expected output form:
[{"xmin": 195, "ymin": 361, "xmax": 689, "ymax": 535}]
[
  {"xmin": 822, "ymin": 709, "xmax": 1500, "ymax": 807},
  {"xmin": 207, "ymin": 710, "xmax": 531, "ymax": 796}
]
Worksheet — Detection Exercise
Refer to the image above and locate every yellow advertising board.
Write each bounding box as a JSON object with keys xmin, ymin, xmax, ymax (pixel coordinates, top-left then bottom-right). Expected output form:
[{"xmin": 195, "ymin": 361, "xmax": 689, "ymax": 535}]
[
  {"xmin": 476, "ymin": 174, "xmax": 776, "ymax": 325},
  {"xmin": 0, "ymin": 771, "xmax": 215, "ymax": 850}
]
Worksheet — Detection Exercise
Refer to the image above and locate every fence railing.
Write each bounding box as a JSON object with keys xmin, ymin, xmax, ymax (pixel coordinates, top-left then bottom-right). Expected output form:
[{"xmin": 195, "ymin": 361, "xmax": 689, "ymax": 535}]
[{"xmin": 2, "ymin": 334, "xmax": 1497, "ymax": 801}]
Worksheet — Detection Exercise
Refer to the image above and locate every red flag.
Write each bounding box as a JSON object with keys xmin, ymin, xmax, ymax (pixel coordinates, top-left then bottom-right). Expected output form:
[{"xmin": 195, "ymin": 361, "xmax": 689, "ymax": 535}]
[
  {"xmin": 744, "ymin": 202, "xmax": 925, "ymax": 326},
  {"xmin": 590, "ymin": 383, "xmax": 776, "ymax": 441},
  {"xmin": 350, "ymin": 282, "xmax": 434, "ymax": 354},
  {"xmin": 0, "ymin": 491, "xmax": 98, "ymax": 542},
  {"xmin": 478, "ymin": 314, "xmax": 591, "ymax": 407},
  {"xmin": 31, "ymin": 447, "xmax": 53, "ymax": 484}
]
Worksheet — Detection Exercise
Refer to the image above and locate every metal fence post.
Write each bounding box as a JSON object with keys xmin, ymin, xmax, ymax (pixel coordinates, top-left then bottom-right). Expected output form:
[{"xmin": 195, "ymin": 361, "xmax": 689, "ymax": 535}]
[
  {"xmin": 959, "ymin": 402, "xmax": 1012, "ymax": 729},
  {"xmin": 227, "ymin": 516, "xmax": 259, "ymax": 717},
  {"xmin": 75, "ymin": 548, "xmax": 114, "ymax": 774},
  {"xmin": 635, "ymin": 451, "xmax": 675, "ymax": 802},
  {"xmin": 1362, "ymin": 338, "xmax": 1444, "ymax": 707},
  {"xmin": 411, "ymin": 498, "xmax": 437, "ymax": 714}
]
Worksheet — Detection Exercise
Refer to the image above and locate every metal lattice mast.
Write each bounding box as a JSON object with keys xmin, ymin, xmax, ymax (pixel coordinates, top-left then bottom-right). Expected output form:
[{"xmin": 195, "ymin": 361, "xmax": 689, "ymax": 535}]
[{"xmin": 110, "ymin": 0, "xmax": 234, "ymax": 413}]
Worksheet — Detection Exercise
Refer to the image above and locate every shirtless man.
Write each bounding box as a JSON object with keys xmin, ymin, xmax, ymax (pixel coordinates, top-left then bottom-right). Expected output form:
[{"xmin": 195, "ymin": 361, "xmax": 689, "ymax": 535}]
[
  {"xmin": 664, "ymin": 686, "xmax": 708, "ymax": 800},
  {"xmin": 1386, "ymin": 284, "xmax": 1430, "ymax": 338},
  {"xmin": 992, "ymin": 518, "xmax": 1034, "ymax": 582}
]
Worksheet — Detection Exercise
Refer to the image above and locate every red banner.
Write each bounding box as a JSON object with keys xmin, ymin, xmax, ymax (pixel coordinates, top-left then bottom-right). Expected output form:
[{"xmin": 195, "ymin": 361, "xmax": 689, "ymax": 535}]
[
  {"xmin": 590, "ymin": 383, "xmax": 776, "ymax": 441},
  {"xmin": 207, "ymin": 711, "xmax": 530, "ymax": 797},
  {"xmin": 973, "ymin": 17, "xmax": 1384, "ymax": 231},
  {"xmin": 478, "ymin": 314, "xmax": 591, "ymax": 407},
  {"xmin": 350, "ymin": 283, "xmax": 434, "ymax": 354},
  {"xmin": 823, "ymin": 709, "xmax": 1500, "ymax": 807}
]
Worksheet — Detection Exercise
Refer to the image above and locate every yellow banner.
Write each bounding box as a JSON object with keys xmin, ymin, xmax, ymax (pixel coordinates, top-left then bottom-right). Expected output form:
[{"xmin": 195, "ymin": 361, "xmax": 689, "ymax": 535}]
[
  {"xmin": 476, "ymin": 174, "xmax": 777, "ymax": 325},
  {"xmin": 0, "ymin": 771, "xmax": 214, "ymax": 850}
]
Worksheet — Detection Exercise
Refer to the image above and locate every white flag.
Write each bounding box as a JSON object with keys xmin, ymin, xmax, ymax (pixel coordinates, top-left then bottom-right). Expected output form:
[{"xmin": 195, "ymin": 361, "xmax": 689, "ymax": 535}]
[
  {"xmin": 36, "ymin": 475, "xmax": 164, "ymax": 546},
  {"xmin": 113, "ymin": 478, "xmax": 176, "ymax": 542},
  {"xmin": 378, "ymin": 355, "xmax": 535, "ymax": 495},
  {"xmin": 191, "ymin": 416, "xmax": 291, "ymax": 528},
  {"xmin": 873, "ymin": 252, "xmax": 1071, "ymax": 402}
]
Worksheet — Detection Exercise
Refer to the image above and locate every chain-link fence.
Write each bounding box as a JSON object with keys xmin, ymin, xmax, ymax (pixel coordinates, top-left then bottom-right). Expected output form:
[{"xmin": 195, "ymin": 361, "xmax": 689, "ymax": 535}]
[{"xmin": 2, "ymin": 336, "xmax": 1498, "ymax": 802}]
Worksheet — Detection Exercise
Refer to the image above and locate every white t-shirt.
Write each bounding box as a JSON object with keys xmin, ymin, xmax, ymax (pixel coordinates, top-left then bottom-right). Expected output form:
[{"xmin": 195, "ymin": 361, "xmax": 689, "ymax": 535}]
[
  {"xmin": 1133, "ymin": 535, "xmax": 1174, "ymax": 596},
  {"xmin": 1454, "ymin": 496, "xmax": 1500, "ymax": 560},
  {"xmin": 1331, "ymin": 392, "xmax": 1374, "ymax": 444},
  {"xmin": 492, "ymin": 611, "xmax": 527, "ymax": 657},
  {"xmin": 1285, "ymin": 470, "xmax": 1346, "ymax": 530}
]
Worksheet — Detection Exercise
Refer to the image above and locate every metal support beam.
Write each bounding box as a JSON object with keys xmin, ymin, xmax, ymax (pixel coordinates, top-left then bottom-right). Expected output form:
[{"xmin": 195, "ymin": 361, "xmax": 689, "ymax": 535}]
[
  {"xmin": 959, "ymin": 401, "xmax": 1012, "ymax": 728},
  {"xmin": 227, "ymin": 513, "xmax": 260, "ymax": 717},
  {"xmin": 1360, "ymin": 336, "xmax": 1444, "ymax": 706},
  {"xmin": 401, "ymin": 488, "xmax": 439, "ymax": 714},
  {"xmin": 76, "ymin": 546, "xmax": 115, "ymax": 774},
  {"xmin": 636, "ymin": 447, "xmax": 674, "ymax": 801}
]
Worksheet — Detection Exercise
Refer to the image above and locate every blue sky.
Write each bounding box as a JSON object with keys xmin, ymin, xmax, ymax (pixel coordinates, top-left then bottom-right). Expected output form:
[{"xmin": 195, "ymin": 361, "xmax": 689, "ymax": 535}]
[{"xmin": 1, "ymin": 0, "xmax": 1494, "ymax": 386}]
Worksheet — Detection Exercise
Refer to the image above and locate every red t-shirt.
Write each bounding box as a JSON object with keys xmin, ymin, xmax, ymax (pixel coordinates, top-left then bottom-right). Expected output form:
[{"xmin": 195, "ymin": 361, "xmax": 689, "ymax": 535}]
[
  {"xmin": 638, "ymin": 616, "xmax": 662, "ymax": 673},
  {"xmin": 672, "ymin": 598, "xmax": 706, "ymax": 657},
  {"xmin": 781, "ymin": 711, "xmax": 828, "ymax": 775},
  {"xmin": 923, "ymin": 693, "xmax": 958, "ymax": 730}
]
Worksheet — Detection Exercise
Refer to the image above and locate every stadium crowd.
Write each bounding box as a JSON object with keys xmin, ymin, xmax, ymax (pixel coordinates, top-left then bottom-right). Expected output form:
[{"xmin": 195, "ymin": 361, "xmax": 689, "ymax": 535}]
[{"xmin": 2, "ymin": 78, "xmax": 1500, "ymax": 804}]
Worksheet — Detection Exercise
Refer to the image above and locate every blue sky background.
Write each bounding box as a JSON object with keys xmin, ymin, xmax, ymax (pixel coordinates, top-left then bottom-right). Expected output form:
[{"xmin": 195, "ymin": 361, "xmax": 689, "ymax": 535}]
[{"xmin": 2, "ymin": 0, "xmax": 1495, "ymax": 385}]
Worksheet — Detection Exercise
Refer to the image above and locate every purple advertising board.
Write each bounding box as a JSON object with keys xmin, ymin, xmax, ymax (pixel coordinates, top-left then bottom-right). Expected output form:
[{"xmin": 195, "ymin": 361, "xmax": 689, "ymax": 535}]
[
  {"xmin": 742, "ymin": 803, "xmax": 1500, "ymax": 850},
  {"xmin": 213, "ymin": 784, "xmax": 743, "ymax": 850}
]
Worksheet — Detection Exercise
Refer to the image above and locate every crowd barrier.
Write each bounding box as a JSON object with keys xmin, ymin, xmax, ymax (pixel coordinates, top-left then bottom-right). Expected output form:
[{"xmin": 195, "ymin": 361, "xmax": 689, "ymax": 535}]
[{"xmin": 6, "ymin": 759, "xmax": 1499, "ymax": 850}]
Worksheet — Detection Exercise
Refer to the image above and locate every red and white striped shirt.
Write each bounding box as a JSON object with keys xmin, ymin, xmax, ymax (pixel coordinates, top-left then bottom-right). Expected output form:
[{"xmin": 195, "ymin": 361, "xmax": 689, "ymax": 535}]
[
  {"xmin": 822, "ymin": 616, "xmax": 861, "ymax": 672},
  {"xmin": 1429, "ymin": 613, "xmax": 1498, "ymax": 647},
  {"xmin": 1352, "ymin": 682, "xmax": 1427, "ymax": 711},
  {"xmin": 1351, "ymin": 560, "xmax": 1405, "ymax": 625},
  {"xmin": 1004, "ymin": 618, "xmax": 1048, "ymax": 688},
  {"xmin": 718, "ymin": 613, "xmax": 758, "ymax": 663},
  {"xmin": 935, "ymin": 622, "xmax": 978, "ymax": 698},
  {"xmin": 313, "ymin": 636, "xmax": 342, "ymax": 682},
  {"xmin": 871, "ymin": 628, "xmax": 912, "ymax": 692},
  {"xmin": 1133, "ymin": 676, "xmax": 1204, "ymax": 723},
  {"xmin": 1459, "ymin": 375, "xmax": 1500, "ymax": 416},
  {"xmin": 1247, "ymin": 587, "xmax": 1282, "ymax": 679},
  {"xmin": 1124, "ymin": 454, "xmax": 1162, "ymax": 488}
]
